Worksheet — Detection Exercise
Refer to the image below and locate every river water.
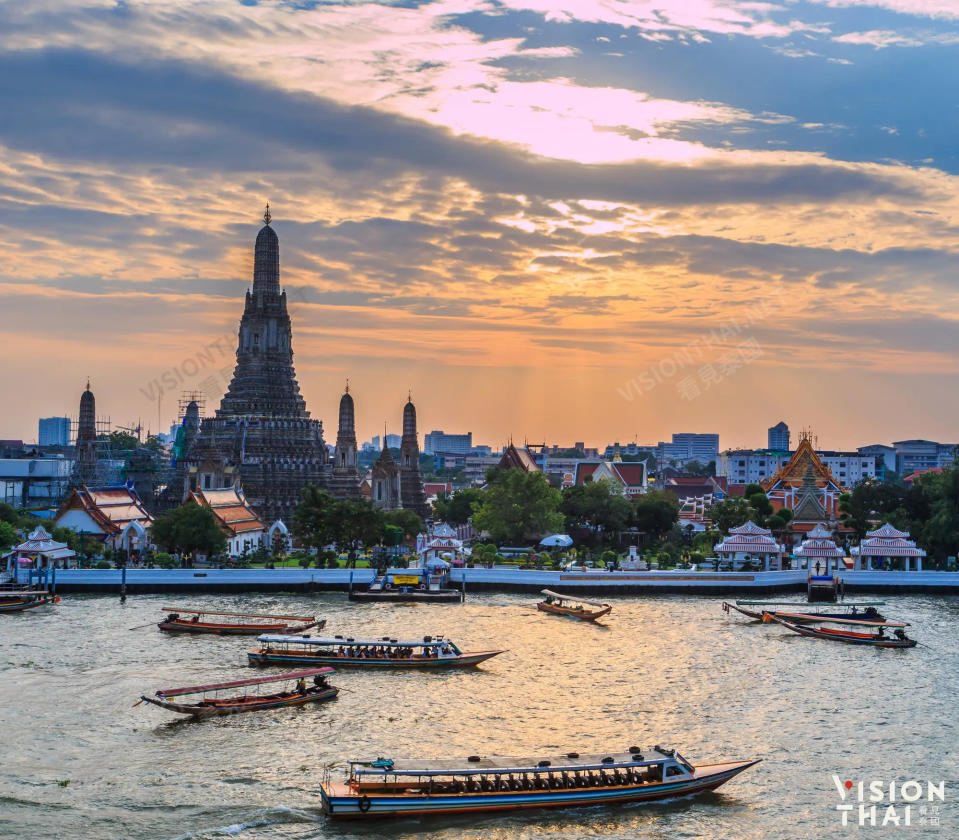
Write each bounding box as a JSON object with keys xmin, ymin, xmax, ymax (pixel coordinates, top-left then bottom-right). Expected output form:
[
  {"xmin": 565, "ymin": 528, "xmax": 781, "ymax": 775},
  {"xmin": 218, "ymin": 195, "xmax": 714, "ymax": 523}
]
[{"xmin": 1, "ymin": 593, "xmax": 956, "ymax": 839}]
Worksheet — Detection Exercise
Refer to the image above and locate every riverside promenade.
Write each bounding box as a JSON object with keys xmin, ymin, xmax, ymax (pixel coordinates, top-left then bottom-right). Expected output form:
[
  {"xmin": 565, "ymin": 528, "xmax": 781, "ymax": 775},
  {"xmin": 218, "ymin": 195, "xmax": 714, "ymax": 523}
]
[{"xmin": 17, "ymin": 567, "xmax": 959, "ymax": 595}]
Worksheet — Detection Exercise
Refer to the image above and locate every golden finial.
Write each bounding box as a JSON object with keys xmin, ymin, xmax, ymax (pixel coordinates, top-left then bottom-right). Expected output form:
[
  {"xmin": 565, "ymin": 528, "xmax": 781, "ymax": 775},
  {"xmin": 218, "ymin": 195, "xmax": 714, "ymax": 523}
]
[
  {"xmin": 345, "ymin": 378, "xmax": 349, "ymax": 394},
  {"xmin": 263, "ymin": 202, "xmax": 272, "ymax": 226}
]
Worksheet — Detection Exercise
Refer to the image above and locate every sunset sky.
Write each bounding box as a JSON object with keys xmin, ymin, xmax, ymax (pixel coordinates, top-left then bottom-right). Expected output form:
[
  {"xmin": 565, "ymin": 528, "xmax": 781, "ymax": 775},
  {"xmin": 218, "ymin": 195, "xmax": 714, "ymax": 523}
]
[{"xmin": 2, "ymin": 0, "xmax": 958, "ymax": 451}]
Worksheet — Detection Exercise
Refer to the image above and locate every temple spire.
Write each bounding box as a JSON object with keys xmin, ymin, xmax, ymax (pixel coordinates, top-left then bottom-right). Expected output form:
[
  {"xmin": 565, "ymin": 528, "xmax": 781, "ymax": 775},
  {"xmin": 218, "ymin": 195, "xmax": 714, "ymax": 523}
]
[{"xmin": 263, "ymin": 202, "xmax": 271, "ymax": 225}]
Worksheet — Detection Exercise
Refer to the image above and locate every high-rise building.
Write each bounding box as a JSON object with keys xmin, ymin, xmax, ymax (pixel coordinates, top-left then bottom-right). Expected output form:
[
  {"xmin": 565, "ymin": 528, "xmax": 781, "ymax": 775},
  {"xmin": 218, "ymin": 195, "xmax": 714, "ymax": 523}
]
[
  {"xmin": 892, "ymin": 440, "xmax": 957, "ymax": 475},
  {"xmin": 38, "ymin": 416, "xmax": 70, "ymax": 447},
  {"xmin": 423, "ymin": 430, "xmax": 472, "ymax": 455},
  {"xmin": 767, "ymin": 421, "xmax": 789, "ymax": 451},
  {"xmin": 657, "ymin": 433, "xmax": 719, "ymax": 467}
]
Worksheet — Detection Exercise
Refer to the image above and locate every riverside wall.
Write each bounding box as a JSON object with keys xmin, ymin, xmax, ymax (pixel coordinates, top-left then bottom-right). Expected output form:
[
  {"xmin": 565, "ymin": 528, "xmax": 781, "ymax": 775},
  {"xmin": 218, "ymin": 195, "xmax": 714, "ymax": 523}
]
[{"xmin": 17, "ymin": 567, "xmax": 959, "ymax": 596}]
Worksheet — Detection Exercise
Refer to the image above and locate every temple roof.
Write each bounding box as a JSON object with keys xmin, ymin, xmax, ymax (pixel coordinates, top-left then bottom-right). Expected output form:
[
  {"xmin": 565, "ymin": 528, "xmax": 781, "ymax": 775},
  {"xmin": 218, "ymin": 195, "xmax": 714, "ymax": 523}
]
[
  {"xmin": 498, "ymin": 443, "xmax": 540, "ymax": 472},
  {"xmin": 372, "ymin": 445, "xmax": 399, "ymax": 478},
  {"xmin": 762, "ymin": 436, "xmax": 842, "ymax": 491},
  {"xmin": 56, "ymin": 485, "xmax": 154, "ymax": 535},
  {"xmin": 189, "ymin": 486, "xmax": 264, "ymax": 536}
]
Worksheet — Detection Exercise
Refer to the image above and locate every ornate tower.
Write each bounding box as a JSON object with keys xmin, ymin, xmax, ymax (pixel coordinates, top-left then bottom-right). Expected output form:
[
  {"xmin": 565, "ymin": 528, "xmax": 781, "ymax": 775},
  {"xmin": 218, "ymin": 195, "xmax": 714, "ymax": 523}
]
[
  {"xmin": 74, "ymin": 380, "xmax": 98, "ymax": 486},
  {"xmin": 399, "ymin": 396, "xmax": 429, "ymax": 518},
  {"xmin": 185, "ymin": 206, "xmax": 330, "ymax": 522},
  {"xmin": 329, "ymin": 384, "xmax": 361, "ymax": 499},
  {"xmin": 371, "ymin": 441, "xmax": 401, "ymax": 511}
]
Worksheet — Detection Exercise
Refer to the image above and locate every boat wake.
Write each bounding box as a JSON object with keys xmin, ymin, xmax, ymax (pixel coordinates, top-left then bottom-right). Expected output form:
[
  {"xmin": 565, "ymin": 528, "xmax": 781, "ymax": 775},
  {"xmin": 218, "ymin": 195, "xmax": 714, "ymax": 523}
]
[{"xmin": 166, "ymin": 805, "xmax": 319, "ymax": 839}]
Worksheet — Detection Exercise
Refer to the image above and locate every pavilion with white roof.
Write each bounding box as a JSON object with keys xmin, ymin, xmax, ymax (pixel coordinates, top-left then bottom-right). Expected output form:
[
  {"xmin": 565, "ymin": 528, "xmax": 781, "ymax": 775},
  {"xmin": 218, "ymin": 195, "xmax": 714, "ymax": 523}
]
[
  {"xmin": 850, "ymin": 523, "xmax": 926, "ymax": 571},
  {"xmin": 3, "ymin": 526, "xmax": 76, "ymax": 572},
  {"xmin": 713, "ymin": 520, "xmax": 784, "ymax": 571},
  {"xmin": 793, "ymin": 523, "xmax": 845, "ymax": 574}
]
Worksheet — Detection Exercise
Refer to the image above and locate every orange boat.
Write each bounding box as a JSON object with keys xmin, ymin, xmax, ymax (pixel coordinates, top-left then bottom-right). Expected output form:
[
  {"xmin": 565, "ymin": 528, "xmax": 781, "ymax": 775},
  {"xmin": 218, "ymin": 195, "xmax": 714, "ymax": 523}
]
[
  {"xmin": 158, "ymin": 607, "xmax": 323, "ymax": 635},
  {"xmin": 537, "ymin": 590, "xmax": 611, "ymax": 622}
]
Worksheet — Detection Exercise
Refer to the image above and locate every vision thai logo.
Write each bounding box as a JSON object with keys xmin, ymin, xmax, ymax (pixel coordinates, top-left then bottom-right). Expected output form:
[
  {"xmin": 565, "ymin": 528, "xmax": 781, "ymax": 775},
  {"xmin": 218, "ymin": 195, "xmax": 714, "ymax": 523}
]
[{"xmin": 833, "ymin": 776, "xmax": 946, "ymax": 828}]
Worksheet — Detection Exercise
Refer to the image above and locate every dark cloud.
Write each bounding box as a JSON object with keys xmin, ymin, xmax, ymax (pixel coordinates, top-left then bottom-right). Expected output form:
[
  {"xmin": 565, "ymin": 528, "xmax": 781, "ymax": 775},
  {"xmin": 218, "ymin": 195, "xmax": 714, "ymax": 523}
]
[{"xmin": 0, "ymin": 49, "xmax": 919, "ymax": 207}]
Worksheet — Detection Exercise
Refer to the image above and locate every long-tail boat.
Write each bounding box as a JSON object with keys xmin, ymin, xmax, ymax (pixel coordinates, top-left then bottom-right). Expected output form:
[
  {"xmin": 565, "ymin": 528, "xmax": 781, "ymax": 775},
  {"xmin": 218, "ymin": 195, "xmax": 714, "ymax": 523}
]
[
  {"xmin": 0, "ymin": 590, "xmax": 60, "ymax": 613},
  {"xmin": 766, "ymin": 611, "xmax": 908, "ymax": 629},
  {"xmin": 537, "ymin": 590, "xmax": 611, "ymax": 621},
  {"xmin": 137, "ymin": 667, "xmax": 338, "ymax": 717},
  {"xmin": 157, "ymin": 607, "xmax": 323, "ymax": 635},
  {"xmin": 763, "ymin": 613, "xmax": 917, "ymax": 648},
  {"xmin": 320, "ymin": 745, "xmax": 760, "ymax": 820},
  {"xmin": 248, "ymin": 634, "xmax": 504, "ymax": 669},
  {"xmin": 722, "ymin": 600, "xmax": 886, "ymax": 623}
]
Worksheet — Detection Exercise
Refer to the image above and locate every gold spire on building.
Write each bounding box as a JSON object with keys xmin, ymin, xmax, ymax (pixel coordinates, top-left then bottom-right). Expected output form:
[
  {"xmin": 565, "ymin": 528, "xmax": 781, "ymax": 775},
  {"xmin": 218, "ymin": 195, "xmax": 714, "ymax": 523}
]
[{"xmin": 263, "ymin": 202, "xmax": 272, "ymax": 226}]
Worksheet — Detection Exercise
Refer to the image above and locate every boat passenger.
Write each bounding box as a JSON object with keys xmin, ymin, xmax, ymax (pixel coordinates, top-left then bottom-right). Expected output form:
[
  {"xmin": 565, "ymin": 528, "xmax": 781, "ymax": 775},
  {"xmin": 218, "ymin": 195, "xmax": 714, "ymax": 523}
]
[
  {"xmin": 894, "ymin": 628, "xmax": 907, "ymax": 641},
  {"xmin": 313, "ymin": 674, "xmax": 328, "ymax": 688},
  {"xmin": 295, "ymin": 678, "xmax": 307, "ymax": 694},
  {"xmin": 875, "ymin": 628, "xmax": 887, "ymax": 640},
  {"xmin": 191, "ymin": 615, "xmax": 200, "ymax": 623}
]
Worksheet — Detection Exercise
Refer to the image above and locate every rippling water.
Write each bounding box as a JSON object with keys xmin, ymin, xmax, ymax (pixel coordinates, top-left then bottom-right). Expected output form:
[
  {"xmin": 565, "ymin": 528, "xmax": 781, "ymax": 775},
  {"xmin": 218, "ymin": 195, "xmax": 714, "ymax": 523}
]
[{"xmin": 1, "ymin": 593, "xmax": 956, "ymax": 839}]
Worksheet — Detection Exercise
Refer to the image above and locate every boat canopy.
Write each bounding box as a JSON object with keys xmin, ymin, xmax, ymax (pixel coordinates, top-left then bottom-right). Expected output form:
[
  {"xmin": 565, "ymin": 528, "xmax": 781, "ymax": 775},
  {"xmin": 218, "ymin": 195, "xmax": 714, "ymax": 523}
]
[
  {"xmin": 161, "ymin": 607, "xmax": 316, "ymax": 622},
  {"xmin": 154, "ymin": 667, "xmax": 334, "ymax": 698},
  {"xmin": 257, "ymin": 634, "xmax": 452, "ymax": 648},
  {"xmin": 540, "ymin": 590, "xmax": 610, "ymax": 609},
  {"xmin": 770, "ymin": 611, "xmax": 908, "ymax": 628},
  {"xmin": 735, "ymin": 600, "xmax": 885, "ymax": 607},
  {"xmin": 350, "ymin": 748, "xmax": 684, "ymax": 778}
]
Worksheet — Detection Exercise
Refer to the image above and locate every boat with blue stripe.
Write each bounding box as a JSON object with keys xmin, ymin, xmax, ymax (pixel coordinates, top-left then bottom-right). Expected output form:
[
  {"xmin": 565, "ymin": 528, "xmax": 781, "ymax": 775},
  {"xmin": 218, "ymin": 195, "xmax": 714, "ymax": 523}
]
[
  {"xmin": 320, "ymin": 746, "xmax": 760, "ymax": 819},
  {"xmin": 248, "ymin": 634, "xmax": 504, "ymax": 669}
]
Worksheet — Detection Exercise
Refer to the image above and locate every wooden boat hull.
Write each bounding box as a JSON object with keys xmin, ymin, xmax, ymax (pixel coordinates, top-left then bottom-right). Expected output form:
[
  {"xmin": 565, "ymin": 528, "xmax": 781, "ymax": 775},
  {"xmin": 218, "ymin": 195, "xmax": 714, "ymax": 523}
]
[
  {"xmin": 0, "ymin": 595, "xmax": 60, "ymax": 613},
  {"xmin": 537, "ymin": 602, "xmax": 611, "ymax": 621},
  {"xmin": 158, "ymin": 619, "xmax": 323, "ymax": 635},
  {"xmin": 248, "ymin": 650, "xmax": 504, "ymax": 668},
  {"xmin": 349, "ymin": 590, "xmax": 462, "ymax": 603},
  {"xmin": 321, "ymin": 760, "xmax": 758, "ymax": 820},
  {"xmin": 141, "ymin": 685, "xmax": 337, "ymax": 717},
  {"xmin": 765, "ymin": 614, "xmax": 916, "ymax": 648}
]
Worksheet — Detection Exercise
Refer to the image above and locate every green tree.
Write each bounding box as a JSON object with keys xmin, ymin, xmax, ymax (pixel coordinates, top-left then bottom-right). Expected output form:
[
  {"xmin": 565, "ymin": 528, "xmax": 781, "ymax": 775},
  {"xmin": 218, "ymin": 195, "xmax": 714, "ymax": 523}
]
[
  {"xmin": 433, "ymin": 487, "xmax": 484, "ymax": 525},
  {"xmin": 102, "ymin": 430, "xmax": 139, "ymax": 451},
  {"xmin": 144, "ymin": 434, "xmax": 167, "ymax": 455},
  {"xmin": 560, "ymin": 480, "xmax": 632, "ymax": 537},
  {"xmin": 383, "ymin": 509, "xmax": 424, "ymax": 541},
  {"xmin": 472, "ymin": 469, "xmax": 563, "ymax": 544},
  {"xmin": 330, "ymin": 499, "xmax": 385, "ymax": 566},
  {"xmin": 839, "ymin": 479, "xmax": 905, "ymax": 540},
  {"xmin": 709, "ymin": 496, "xmax": 752, "ymax": 533},
  {"xmin": 0, "ymin": 520, "xmax": 16, "ymax": 552},
  {"xmin": 150, "ymin": 502, "xmax": 227, "ymax": 561},
  {"xmin": 0, "ymin": 502, "xmax": 20, "ymax": 526},
  {"xmin": 912, "ymin": 469, "xmax": 959, "ymax": 564},
  {"xmin": 292, "ymin": 486, "xmax": 338, "ymax": 552},
  {"xmin": 748, "ymin": 492, "xmax": 773, "ymax": 525},
  {"xmin": 632, "ymin": 490, "xmax": 680, "ymax": 540}
]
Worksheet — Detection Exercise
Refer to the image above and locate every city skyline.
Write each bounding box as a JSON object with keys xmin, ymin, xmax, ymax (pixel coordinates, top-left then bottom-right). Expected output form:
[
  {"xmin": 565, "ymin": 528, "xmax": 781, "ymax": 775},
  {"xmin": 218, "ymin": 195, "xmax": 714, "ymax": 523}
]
[{"xmin": 3, "ymin": 2, "xmax": 959, "ymax": 448}]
